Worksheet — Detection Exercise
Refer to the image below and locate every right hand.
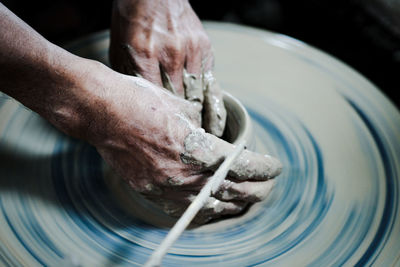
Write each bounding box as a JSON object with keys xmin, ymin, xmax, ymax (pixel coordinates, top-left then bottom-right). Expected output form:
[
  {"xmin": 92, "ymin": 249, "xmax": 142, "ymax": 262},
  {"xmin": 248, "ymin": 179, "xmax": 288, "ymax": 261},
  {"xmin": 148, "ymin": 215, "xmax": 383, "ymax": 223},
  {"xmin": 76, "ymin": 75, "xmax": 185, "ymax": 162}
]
[
  {"xmin": 109, "ymin": 0, "xmax": 227, "ymax": 137},
  {"xmin": 76, "ymin": 63, "xmax": 282, "ymax": 224}
]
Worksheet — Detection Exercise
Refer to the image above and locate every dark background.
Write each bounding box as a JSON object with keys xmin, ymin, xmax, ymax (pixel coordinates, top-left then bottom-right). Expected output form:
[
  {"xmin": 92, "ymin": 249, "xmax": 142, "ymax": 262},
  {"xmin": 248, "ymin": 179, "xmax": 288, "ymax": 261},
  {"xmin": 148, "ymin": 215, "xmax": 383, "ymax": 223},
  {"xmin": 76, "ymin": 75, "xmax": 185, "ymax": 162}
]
[{"xmin": 2, "ymin": 0, "xmax": 399, "ymax": 107}]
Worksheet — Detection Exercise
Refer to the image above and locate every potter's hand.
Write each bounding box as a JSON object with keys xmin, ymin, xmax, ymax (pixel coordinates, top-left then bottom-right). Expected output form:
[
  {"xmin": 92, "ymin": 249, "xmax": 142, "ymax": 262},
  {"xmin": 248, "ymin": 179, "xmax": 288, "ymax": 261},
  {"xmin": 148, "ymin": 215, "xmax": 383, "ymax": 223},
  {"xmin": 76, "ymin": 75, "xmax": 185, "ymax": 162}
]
[
  {"xmin": 83, "ymin": 68, "xmax": 282, "ymax": 224},
  {"xmin": 0, "ymin": 3, "xmax": 281, "ymax": 224},
  {"xmin": 109, "ymin": 0, "xmax": 227, "ymax": 136}
]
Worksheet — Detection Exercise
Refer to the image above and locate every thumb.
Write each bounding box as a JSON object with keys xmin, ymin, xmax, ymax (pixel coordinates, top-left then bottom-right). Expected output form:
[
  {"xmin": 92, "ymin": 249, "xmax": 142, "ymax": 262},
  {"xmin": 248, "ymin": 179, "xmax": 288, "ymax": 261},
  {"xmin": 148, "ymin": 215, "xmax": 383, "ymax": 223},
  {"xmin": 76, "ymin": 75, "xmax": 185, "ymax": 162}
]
[{"xmin": 181, "ymin": 131, "xmax": 282, "ymax": 180}]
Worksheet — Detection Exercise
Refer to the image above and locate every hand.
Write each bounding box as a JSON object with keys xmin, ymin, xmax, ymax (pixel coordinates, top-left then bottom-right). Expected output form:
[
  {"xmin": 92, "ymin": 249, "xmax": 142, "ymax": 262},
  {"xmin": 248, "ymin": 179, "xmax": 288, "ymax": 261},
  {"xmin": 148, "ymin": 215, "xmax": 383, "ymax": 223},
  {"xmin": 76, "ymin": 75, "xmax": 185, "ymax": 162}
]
[
  {"xmin": 82, "ymin": 65, "xmax": 282, "ymax": 224},
  {"xmin": 0, "ymin": 3, "xmax": 282, "ymax": 224},
  {"xmin": 109, "ymin": 0, "xmax": 227, "ymax": 137}
]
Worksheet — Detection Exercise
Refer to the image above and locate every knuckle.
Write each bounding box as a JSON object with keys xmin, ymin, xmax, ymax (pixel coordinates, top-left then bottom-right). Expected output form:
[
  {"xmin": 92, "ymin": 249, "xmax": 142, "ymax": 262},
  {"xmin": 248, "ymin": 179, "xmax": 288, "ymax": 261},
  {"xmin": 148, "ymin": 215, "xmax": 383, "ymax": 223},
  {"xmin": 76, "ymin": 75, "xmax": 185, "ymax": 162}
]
[
  {"xmin": 166, "ymin": 38, "xmax": 185, "ymax": 54},
  {"xmin": 185, "ymin": 39, "xmax": 198, "ymax": 54},
  {"xmin": 161, "ymin": 38, "xmax": 185, "ymax": 63},
  {"xmin": 197, "ymin": 32, "xmax": 210, "ymax": 44},
  {"xmin": 139, "ymin": 46, "xmax": 156, "ymax": 58},
  {"xmin": 200, "ymin": 37, "xmax": 212, "ymax": 52},
  {"xmin": 185, "ymin": 33, "xmax": 201, "ymax": 47},
  {"xmin": 128, "ymin": 39, "xmax": 157, "ymax": 59},
  {"xmin": 161, "ymin": 54, "xmax": 183, "ymax": 72}
]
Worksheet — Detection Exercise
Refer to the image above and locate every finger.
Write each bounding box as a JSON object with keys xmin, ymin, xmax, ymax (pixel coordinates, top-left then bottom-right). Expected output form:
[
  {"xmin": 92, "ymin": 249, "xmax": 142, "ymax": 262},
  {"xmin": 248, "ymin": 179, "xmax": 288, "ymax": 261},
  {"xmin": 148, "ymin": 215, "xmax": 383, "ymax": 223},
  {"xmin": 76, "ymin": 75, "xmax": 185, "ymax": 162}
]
[
  {"xmin": 201, "ymin": 44, "xmax": 214, "ymax": 73},
  {"xmin": 150, "ymin": 198, "xmax": 187, "ymax": 217},
  {"xmin": 183, "ymin": 69, "xmax": 203, "ymax": 104},
  {"xmin": 213, "ymin": 179, "xmax": 275, "ymax": 202},
  {"xmin": 216, "ymin": 135, "xmax": 283, "ymax": 181},
  {"xmin": 147, "ymin": 194, "xmax": 244, "ymax": 220},
  {"xmin": 159, "ymin": 46, "xmax": 185, "ymax": 97},
  {"xmin": 200, "ymin": 197, "xmax": 246, "ymax": 215},
  {"xmin": 180, "ymin": 128, "xmax": 225, "ymax": 170},
  {"xmin": 228, "ymin": 150, "xmax": 282, "ymax": 181},
  {"xmin": 181, "ymin": 132, "xmax": 282, "ymax": 180},
  {"xmin": 202, "ymin": 71, "xmax": 227, "ymax": 137},
  {"xmin": 144, "ymin": 190, "xmax": 194, "ymax": 217},
  {"xmin": 199, "ymin": 43, "xmax": 227, "ymax": 137},
  {"xmin": 193, "ymin": 197, "xmax": 247, "ymax": 224},
  {"xmin": 185, "ymin": 42, "xmax": 202, "ymax": 75},
  {"xmin": 183, "ymin": 43, "xmax": 203, "ymax": 104},
  {"xmin": 119, "ymin": 44, "xmax": 163, "ymax": 87},
  {"xmin": 166, "ymin": 173, "xmax": 209, "ymax": 189},
  {"xmin": 147, "ymin": 189, "xmax": 246, "ymax": 224},
  {"xmin": 182, "ymin": 100, "xmax": 202, "ymax": 128}
]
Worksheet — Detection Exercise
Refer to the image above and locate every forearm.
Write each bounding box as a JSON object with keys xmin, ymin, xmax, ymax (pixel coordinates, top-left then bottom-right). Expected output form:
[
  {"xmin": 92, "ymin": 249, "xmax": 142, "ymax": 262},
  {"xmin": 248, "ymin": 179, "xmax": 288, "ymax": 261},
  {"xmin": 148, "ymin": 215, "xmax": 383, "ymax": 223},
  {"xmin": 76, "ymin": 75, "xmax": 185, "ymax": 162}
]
[{"xmin": 0, "ymin": 3, "xmax": 106, "ymax": 139}]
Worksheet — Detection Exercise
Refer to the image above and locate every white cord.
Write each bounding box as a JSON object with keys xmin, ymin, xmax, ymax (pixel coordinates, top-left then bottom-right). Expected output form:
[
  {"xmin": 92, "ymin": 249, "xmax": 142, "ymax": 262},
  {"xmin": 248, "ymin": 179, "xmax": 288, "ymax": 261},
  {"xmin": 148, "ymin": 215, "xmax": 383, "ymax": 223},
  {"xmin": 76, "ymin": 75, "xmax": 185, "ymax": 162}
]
[{"xmin": 144, "ymin": 141, "xmax": 246, "ymax": 267}]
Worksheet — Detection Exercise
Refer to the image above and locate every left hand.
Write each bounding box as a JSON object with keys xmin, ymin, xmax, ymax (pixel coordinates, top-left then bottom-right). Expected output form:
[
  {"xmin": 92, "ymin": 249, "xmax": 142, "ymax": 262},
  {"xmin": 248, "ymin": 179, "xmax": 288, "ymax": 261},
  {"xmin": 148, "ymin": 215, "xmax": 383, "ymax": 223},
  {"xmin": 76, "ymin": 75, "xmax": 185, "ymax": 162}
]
[
  {"xmin": 109, "ymin": 0, "xmax": 227, "ymax": 136},
  {"xmin": 75, "ymin": 64, "xmax": 282, "ymax": 224}
]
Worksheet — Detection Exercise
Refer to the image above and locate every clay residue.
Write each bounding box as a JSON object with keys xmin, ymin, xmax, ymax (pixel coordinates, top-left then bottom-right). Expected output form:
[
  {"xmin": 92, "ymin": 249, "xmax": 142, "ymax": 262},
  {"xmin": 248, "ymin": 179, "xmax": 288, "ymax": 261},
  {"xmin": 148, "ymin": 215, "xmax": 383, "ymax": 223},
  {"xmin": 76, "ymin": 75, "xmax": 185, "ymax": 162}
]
[
  {"xmin": 183, "ymin": 69, "xmax": 204, "ymax": 103},
  {"xmin": 202, "ymin": 71, "xmax": 227, "ymax": 137},
  {"xmin": 228, "ymin": 153, "xmax": 282, "ymax": 180},
  {"xmin": 180, "ymin": 128, "xmax": 224, "ymax": 170},
  {"xmin": 179, "ymin": 122, "xmax": 282, "ymax": 180}
]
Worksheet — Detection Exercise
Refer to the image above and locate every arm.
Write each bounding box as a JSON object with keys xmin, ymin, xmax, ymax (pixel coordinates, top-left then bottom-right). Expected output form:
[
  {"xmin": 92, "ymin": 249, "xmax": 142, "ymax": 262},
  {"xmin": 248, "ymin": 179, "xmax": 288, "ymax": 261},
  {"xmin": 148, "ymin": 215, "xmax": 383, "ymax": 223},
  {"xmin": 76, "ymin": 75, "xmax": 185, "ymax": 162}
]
[
  {"xmin": 0, "ymin": 3, "xmax": 282, "ymax": 224},
  {"xmin": 0, "ymin": 2, "xmax": 99, "ymax": 139}
]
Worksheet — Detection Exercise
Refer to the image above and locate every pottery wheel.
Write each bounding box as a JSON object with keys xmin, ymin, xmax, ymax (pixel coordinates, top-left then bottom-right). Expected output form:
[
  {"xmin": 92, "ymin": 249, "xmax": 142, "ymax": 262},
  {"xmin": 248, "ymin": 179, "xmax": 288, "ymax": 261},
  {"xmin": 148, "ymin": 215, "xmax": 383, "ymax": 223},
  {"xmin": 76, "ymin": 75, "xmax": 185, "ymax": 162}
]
[{"xmin": 1, "ymin": 23, "xmax": 400, "ymax": 266}]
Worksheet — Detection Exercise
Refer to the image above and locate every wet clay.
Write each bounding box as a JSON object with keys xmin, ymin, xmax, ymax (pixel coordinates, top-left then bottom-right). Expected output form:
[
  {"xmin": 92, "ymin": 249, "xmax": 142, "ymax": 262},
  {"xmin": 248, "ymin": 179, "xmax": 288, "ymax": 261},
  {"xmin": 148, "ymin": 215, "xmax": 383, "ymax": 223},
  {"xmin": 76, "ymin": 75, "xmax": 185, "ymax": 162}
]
[
  {"xmin": 183, "ymin": 69, "xmax": 203, "ymax": 103},
  {"xmin": 172, "ymin": 113, "xmax": 281, "ymax": 219},
  {"xmin": 176, "ymin": 112, "xmax": 223, "ymax": 170},
  {"xmin": 162, "ymin": 68, "xmax": 227, "ymax": 137},
  {"xmin": 179, "ymin": 122, "xmax": 282, "ymax": 181},
  {"xmin": 202, "ymin": 71, "xmax": 227, "ymax": 137}
]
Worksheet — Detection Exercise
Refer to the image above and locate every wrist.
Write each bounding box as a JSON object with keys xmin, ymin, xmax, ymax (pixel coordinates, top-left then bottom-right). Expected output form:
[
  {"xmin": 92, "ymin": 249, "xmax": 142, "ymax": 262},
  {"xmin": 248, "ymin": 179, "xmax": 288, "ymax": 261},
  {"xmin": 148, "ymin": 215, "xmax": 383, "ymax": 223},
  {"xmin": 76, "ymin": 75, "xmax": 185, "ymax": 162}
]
[{"xmin": 42, "ymin": 50, "xmax": 111, "ymax": 142}]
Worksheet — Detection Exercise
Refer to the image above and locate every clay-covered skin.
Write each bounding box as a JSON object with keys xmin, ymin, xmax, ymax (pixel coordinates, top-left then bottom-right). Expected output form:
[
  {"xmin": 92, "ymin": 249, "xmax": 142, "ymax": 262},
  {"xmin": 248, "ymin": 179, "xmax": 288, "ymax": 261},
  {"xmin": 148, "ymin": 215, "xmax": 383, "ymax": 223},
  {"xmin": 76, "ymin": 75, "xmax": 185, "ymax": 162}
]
[
  {"xmin": 202, "ymin": 71, "xmax": 227, "ymax": 137},
  {"xmin": 0, "ymin": 3, "xmax": 282, "ymax": 224},
  {"xmin": 82, "ymin": 70, "xmax": 282, "ymax": 223},
  {"xmin": 109, "ymin": 0, "xmax": 227, "ymax": 137}
]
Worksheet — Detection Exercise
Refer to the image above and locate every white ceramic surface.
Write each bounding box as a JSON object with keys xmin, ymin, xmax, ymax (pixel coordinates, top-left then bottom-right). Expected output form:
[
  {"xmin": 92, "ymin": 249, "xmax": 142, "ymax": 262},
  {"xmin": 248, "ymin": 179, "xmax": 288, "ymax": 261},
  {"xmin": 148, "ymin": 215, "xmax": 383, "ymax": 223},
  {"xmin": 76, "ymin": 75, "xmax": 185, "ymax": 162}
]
[
  {"xmin": 222, "ymin": 91, "xmax": 254, "ymax": 148},
  {"xmin": 0, "ymin": 23, "xmax": 399, "ymax": 266}
]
